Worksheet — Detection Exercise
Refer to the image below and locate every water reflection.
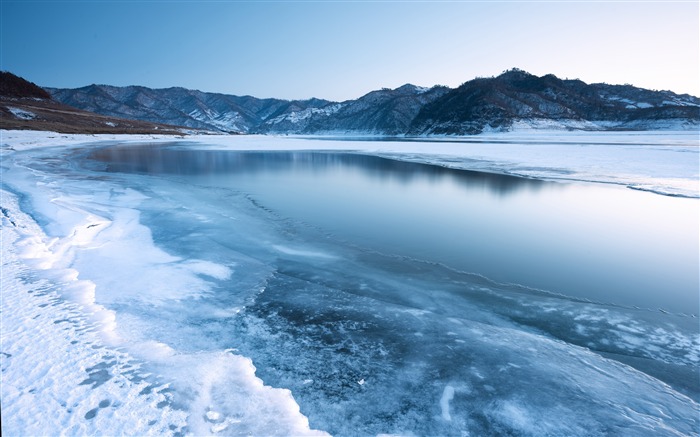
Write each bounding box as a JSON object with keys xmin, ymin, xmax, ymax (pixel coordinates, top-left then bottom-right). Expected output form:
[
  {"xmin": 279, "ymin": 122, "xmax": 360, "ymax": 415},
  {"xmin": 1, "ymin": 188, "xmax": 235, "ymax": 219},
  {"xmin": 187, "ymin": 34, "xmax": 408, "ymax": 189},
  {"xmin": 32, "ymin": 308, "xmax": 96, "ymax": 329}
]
[
  {"xmin": 85, "ymin": 143, "xmax": 698, "ymax": 313},
  {"xmin": 89, "ymin": 145, "xmax": 546, "ymax": 197}
]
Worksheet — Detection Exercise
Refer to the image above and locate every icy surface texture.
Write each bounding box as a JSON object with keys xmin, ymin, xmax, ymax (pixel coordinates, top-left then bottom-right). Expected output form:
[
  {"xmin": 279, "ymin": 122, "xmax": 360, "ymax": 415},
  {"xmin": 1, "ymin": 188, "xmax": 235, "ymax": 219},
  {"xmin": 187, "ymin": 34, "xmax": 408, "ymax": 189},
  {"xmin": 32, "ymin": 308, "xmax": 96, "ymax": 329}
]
[
  {"xmin": 1, "ymin": 190, "xmax": 188, "ymax": 436},
  {"xmin": 1, "ymin": 144, "xmax": 328, "ymax": 436},
  {"xmin": 1, "ymin": 130, "xmax": 698, "ymax": 436}
]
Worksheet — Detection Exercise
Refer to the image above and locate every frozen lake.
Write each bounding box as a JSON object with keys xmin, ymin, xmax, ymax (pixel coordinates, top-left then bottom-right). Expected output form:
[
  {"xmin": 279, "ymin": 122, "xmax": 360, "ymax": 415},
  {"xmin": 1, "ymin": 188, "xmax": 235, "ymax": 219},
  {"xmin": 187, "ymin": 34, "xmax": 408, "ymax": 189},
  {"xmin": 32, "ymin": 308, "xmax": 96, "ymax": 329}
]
[
  {"xmin": 2, "ymin": 133, "xmax": 698, "ymax": 436},
  {"xmin": 90, "ymin": 145, "xmax": 699, "ymax": 313}
]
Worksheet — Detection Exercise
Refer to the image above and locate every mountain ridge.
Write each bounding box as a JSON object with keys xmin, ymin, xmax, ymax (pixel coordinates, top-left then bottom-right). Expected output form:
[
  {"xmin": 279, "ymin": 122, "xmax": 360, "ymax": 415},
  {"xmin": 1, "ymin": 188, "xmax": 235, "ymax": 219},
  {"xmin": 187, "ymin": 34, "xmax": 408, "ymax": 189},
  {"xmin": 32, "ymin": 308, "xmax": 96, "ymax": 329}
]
[
  {"xmin": 0, "ymin": 71, "xmax": 193, "ymax": 134},
  {"xmin": 46, "ymin": 69, "xmax": 700, "ymax": 135}
]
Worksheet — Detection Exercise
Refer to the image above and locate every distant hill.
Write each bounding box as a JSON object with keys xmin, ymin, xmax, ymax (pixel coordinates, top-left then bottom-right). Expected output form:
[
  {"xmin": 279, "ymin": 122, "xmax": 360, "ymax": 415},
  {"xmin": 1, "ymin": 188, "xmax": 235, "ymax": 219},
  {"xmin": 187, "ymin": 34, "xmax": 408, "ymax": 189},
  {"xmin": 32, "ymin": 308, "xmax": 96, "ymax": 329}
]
[
  {"xmin": 0, "ymin": 71, "xmax": 52, "ymax": 99},
  {"xmin": 408, "ymin": 69, "xmax": 700, "ymax": 134},
  {"xmin": 48, "ymin": 85, "xmax": 333, "ymax": 134},
  {"xmin": 0, "ymin": 72, "xmax": 194, "ymax": 134},
  {"xmin": 46, "ymin": 69, "xmax": 700, "ymax": 135},
  {"xmin": 258, "ymin": 84, "xmax": 450, "ymax": 135}
]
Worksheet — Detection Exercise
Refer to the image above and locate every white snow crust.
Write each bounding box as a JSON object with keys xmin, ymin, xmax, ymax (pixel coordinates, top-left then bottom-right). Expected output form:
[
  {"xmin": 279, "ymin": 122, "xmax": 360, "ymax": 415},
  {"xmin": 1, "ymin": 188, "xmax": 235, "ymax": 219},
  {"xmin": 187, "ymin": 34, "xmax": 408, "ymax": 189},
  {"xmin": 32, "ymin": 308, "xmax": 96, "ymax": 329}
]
[
  {"xmin": 7, "ymin": 106, "xmax": 36, "ymax": 120},
  {"xmin": 0, "ymin": 130, "xmax": 331, "ymax": 436},
  {"xmin": 0, "ymin": 186, "xmax": 327, "ymax": 436},
  {"xmin": 265, "ymin": 104, "xmax": 343, "ymax": 125},
  {"xmin": 1, "ymin": 190, "xmax": 188, "ymax": 435}
]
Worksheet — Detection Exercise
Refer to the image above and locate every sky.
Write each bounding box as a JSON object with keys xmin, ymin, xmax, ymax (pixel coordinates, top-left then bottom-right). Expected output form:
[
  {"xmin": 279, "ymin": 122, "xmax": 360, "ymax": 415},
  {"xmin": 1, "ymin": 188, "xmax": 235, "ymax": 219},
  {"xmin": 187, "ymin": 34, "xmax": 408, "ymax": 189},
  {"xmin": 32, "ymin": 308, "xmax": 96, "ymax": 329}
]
[{"xmin": 1, "ymin": 1, "xmax": 698, "ymax": 101}]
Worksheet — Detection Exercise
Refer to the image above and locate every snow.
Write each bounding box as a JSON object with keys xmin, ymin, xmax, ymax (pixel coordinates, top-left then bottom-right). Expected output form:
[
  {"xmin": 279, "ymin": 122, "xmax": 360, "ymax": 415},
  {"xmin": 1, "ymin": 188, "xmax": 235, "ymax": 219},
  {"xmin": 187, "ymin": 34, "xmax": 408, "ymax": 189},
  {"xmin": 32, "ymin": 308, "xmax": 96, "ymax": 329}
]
[
  {"xmin": 272, "ymin": 244, "xmax": 339, "ymax": 259},
  {"xmin": 0, "ymin": 130, "xmax": 187, "ymax": 151},
  {"xmin": 1, "ymin": 128, "xmax": 698, "ymax": 436},
  {"xmin": 1, "ymin": 192, "xmax": 327, "ymax": 434},
  {"xmin": 265, "ymin": 103, "xmax": 343, "ymax": 125},
  {"xmin": 439, "ymin": 385, "xmax": 455, "ymax": 421},
  {"xmin": 188, "ymin": 108, "xmax": 246, "ymax": 133},
  {"xmin": 7, "ymin": 106, "xmax": 36, "ymax": 120},
  {"xmin": 0, "ymin": 140, "xmax": 330, "ymax": 436},
  {"xmin": 661, "ymin": 99, "xmax": 700, "ymax": 107},
  {"xmin": 1, "ymin": 190, "xmax": 189, "ymax": 435},
  {"xmin": 508, "ymin": 117, "xmax": 700, "ymax": 133}
]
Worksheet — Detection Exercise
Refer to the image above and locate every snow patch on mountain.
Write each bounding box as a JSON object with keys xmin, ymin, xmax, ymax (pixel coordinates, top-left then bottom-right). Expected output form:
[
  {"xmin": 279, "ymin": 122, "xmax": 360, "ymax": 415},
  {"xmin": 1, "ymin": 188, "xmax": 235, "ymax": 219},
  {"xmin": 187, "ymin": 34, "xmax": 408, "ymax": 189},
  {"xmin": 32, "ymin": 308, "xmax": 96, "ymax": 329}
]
[
  {"xmin": 266, "ymin": 103, "xmax": 343, "ymax": 125},
  {"xmin": 7, "ymin": 106, "xmax": 36, "ymax": 120},
  {"xmin": 188, "ymin": 108, "xmax": 247, "ymax": 133},
  {"xmin": 506, "ymin": 118, "xmax": 700, "ymax": 132}
]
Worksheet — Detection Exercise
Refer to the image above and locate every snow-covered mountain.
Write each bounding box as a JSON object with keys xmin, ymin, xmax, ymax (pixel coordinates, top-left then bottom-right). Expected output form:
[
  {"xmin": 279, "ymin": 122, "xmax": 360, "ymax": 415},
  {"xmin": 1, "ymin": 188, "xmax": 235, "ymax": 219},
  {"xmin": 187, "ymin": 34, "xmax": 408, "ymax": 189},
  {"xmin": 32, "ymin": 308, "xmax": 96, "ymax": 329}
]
[
  {"xmin": 47, "ymin": 85, "xmax": 332, "ymax": 134},
  {"xmin": 408, "ymin": 69, "xmax": 700, "ymax": 134},
  {"xmin": 258, "ymin": 84, "xmax": 449, "ymax": 135},
  {"xmin": 47, "ymin": 69, "xmax": 700, "ymax": 135}
]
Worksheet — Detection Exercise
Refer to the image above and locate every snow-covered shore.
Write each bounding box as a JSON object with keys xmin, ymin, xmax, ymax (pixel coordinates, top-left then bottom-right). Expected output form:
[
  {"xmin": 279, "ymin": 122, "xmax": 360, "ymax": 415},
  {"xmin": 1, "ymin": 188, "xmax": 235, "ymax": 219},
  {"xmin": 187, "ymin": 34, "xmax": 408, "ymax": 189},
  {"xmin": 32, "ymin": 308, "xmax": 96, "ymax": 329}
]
[
  {"xmin": 1, "ymin": 130, "xmax": 332, "ymax": 436},
  {"xmin": 1, "ymin": 189, "xmax": 190, "ymax": 434}
]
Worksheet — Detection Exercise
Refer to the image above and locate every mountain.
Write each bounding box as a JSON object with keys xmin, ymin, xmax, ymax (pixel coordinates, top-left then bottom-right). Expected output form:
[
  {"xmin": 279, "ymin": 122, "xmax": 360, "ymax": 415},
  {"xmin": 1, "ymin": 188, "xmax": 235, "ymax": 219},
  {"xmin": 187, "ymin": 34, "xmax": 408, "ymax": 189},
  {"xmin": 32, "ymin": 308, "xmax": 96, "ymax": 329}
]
[
  {"xmin": 407, "ymin": 69, "xmax": 700, "ymax": 134},
  {"xmin": 0, "ymin": 71, "xmax": 190, "ymax": 134},
  {"xmin": 47, "ymin": 69, "xmax": 700, "ymax": 135},
  {"xmin": 48, "ymin": 85, "xmax": 333, "ymax": 134},
  {"xmin": 258, "ymin": 84, "xmax": 450, "ymax": 135},
  {"xmin": 0, "ymin": 71, "xmax": 52, "ymax": 100}
]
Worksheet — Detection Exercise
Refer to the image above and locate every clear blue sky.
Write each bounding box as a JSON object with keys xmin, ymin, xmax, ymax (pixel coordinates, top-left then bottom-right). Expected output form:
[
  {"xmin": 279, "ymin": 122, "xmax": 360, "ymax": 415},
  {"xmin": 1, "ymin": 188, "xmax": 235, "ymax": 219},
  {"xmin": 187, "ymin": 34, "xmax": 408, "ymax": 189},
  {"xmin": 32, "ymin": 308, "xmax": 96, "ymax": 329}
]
[{"xmin": 1, "ymin": 1, "xmax": 698, "ymax": 101}]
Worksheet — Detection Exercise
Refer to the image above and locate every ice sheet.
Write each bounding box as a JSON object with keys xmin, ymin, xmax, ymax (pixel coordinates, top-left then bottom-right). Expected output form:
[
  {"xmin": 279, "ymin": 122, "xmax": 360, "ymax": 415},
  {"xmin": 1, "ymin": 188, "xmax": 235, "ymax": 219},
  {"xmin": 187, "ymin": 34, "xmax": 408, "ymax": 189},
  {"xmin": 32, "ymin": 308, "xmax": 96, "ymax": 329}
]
[
  {"xmin": 1, "ymin": 129, "xmax": 698, "ymax": 436},
  {"xmin": 1, "ymin": 190, "xmax": 188, "ymax": 435},
  {"xmin": 1, "ymin": 155, "xmax": 328, "ymax": 436},
  {"xmin": 2, "ymin": 129, "xmax": 698, "ymax": 197}
]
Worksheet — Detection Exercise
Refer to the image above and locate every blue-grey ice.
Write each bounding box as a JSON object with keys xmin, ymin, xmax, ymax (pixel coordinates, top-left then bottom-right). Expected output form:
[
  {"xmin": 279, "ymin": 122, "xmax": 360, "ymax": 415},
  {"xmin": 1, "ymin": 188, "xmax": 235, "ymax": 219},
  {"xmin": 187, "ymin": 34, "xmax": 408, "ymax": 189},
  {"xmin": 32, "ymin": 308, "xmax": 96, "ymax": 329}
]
[{"xmin": 1, "ymin": 130, "xmax": 698, "ymax": 436}]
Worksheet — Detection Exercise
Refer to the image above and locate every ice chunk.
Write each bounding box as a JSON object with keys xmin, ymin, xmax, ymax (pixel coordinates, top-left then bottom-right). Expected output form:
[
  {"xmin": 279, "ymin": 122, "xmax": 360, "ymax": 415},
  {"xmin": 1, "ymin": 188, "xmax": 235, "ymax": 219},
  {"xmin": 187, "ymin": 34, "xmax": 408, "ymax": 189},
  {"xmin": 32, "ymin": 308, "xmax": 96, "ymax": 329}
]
[
  {"xmin": 273, "ymin": 244, "xmax": 339, "ymax": 259},
  {"xmin": 440, "ymin": 385, "xmax": 455, "ymax": 421}
]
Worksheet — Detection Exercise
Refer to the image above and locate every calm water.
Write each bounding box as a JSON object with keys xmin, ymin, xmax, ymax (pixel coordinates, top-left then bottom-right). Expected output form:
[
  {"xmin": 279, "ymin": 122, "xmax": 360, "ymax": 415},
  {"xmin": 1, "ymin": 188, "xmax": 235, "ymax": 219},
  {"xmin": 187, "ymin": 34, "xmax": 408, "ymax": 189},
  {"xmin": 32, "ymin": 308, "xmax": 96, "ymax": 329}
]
[{"xmin": 88, "ymin": 144, "xmax": 699, "ymax": 314}]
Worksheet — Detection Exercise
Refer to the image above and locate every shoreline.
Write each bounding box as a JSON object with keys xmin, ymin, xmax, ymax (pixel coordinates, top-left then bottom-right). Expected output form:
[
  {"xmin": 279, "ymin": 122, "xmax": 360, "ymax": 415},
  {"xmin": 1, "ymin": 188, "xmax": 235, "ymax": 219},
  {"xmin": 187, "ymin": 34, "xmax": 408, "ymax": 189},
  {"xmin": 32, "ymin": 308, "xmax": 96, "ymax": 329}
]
[
  {"xmin": 2, "ymin": 129, "xmax": 698, "ymax": 198},
  {"xmin": 0, "ymin": 188, "xmax": 189, "ymax": 435}
]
